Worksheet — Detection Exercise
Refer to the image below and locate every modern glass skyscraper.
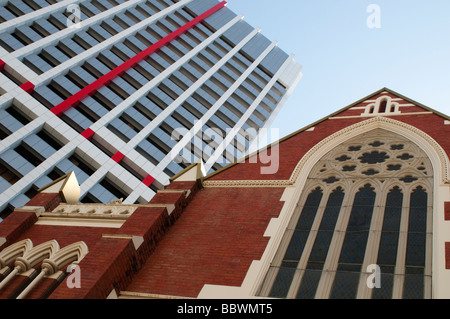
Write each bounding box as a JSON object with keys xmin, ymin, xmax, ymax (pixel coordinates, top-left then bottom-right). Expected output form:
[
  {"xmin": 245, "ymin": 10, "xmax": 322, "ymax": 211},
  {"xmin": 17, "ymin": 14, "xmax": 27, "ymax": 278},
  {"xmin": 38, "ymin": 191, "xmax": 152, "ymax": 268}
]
[{"xmin": 0, "ymin": 0, "xmax": 302, "ymax": 218}]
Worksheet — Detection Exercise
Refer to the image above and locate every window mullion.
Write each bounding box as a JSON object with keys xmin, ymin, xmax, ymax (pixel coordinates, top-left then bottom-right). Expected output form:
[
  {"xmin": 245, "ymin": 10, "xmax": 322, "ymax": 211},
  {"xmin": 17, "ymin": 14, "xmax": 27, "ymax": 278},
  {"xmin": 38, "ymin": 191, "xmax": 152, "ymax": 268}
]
[
  {"xmin": 357, "ymin": 184, "xmax": 386, "ymax": 299},
  {"xmin": 287, "ymin": 186, "xmax": 332, "ymax": 299},
  {"xmin": 392, "ymin": 189, "xmax": 411, "ymax": 299}
]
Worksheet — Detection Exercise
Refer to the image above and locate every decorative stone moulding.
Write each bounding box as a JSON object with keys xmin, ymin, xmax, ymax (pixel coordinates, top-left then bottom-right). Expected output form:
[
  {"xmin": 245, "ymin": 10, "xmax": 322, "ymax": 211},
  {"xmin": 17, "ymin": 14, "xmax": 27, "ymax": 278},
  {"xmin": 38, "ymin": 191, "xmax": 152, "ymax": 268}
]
[{"xmin": 203, "ymin": 117, "xmax": 450, "ymax": 188}]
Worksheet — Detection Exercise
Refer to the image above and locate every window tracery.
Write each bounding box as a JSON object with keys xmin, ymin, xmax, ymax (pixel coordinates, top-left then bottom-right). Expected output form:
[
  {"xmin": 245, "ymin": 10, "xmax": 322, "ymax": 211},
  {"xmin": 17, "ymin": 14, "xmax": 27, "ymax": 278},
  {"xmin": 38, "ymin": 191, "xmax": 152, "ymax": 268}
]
[{"xmin": 259, "ymin": 129, "xmax": 433, "ymax": 299}]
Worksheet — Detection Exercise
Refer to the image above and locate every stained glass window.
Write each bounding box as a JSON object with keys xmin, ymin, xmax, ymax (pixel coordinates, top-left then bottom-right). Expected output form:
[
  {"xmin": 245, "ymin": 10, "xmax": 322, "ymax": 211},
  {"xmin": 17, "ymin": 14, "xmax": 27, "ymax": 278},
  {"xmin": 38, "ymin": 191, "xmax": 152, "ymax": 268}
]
[
  {"xmin": 297, "ymin": 187, "xmax": 345, "ymax": 299},
  {"xmin": 330, "ymin": 184, "xmax": 376, "ymax": 299},
  {"xmin": 372, "ymin": 187, "xmax": 403, "ymax": 299},
  {"xmin": 268, "ymin": 187, "xmax": 323, "ymax": 298},
  {"xmin": 259, "ymin": 129, "xmax": 433, "ymax": 299}
]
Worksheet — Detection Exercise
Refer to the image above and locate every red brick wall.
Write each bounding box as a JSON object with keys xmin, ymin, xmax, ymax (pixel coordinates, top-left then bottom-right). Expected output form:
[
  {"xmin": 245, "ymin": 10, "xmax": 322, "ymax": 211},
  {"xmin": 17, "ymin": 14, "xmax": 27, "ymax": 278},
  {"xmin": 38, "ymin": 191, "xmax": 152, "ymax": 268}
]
[
  {"xmin": 446, "ymin": 243, "xmax": 450, "ymax": 269},
  {"xmin": 0, "ymin": 211, "xmax": 38, "ymax": 250},
  {"xmin": 124, "ymin": 187, "xmax": 285, "ymax": 298},
  {"xmin": 26, "ymin": 193, "xmax": 62, "ymax": 212},
  {"xmin": 50, "ymin": 237, "xmax": 136, "ymax": 299},
  {"xmin": 0, "ymin": 271, "xmax": 35, "ymax": 299},
  {"xmin": 445, "ymin": 202, "xmax": 450, "ymax": 221}
]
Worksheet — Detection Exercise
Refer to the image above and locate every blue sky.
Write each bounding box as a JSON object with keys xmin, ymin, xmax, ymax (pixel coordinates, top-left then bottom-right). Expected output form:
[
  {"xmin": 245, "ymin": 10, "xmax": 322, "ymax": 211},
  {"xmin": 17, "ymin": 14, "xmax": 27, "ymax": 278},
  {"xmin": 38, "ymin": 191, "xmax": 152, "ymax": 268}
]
[{"xmin": 225, "ymin": 0, "xmax": 450, "ymax": 140}]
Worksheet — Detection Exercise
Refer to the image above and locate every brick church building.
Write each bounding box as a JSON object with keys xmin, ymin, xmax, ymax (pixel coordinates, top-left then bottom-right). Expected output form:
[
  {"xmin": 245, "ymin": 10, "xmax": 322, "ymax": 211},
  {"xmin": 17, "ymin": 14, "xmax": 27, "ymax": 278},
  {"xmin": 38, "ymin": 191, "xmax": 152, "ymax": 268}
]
[{"xmin": 1, "ymin": 88, "xmax": 450, "ymax": 299}]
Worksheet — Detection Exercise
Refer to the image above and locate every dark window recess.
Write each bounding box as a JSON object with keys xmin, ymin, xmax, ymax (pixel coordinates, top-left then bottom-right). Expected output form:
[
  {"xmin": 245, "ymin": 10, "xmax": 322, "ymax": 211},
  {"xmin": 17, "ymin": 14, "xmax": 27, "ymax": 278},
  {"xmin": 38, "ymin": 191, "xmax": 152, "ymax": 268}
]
[
  {"xmin": 391, "ymin": 144, "xmax": 405, "ymax": 150},
  {"xmin": 37, "ymin": 129, "xmax": 64, "ymax": 151},
  {"xmin": 80, "ymin": 192, "xmax": 102, "ymax": 204},
  {"xmin": 342, "ymin": 165, "xmax": 357, "ymax": 172},
  {"xmin": 387, "ymin": 164, "xmax": 402, "ymax": 171},
  {"xmin": 31, "ymin": 90, "xmax": 54, "ymax": 109},
  {"xmin": 323, "ymin": 176, "xmax": 340, "ymax": 184},
  {"xmin": 0, "ymin": 125, "xmax": 10, "ymax": 140},
  {"xmin": 348, "ymin": 146, "xmax": 362, "ymax": 152},
  {"xmin": 0, "ymin": 161, "xmax": 21, "ymax": 185},
  {"xmin": 362, "ymin": 169, "xmax": 379, "ymax": 176},
  {"xmin": 6, "ymin": 104, "xmax": 32, "ymax": 125},
  {"xmin": 120, "ymin": 114, "xmax": 142, "ymax": 133},
  {"xmin": 369, "ymin": 141, "xmax": 385, "ymax": 147},
  {"xmin": 335, "ymin": 155, "xmax": 351, "ymax": 162},
  {"xmin": 358, "ymin": 151, "xmax": 389, "ymax": 164},
  {"xmin": 15, "ymin": 143, "xmax": 44, "ymax": 167},
  {"xmin": 379, "ymin": 100, "xmax": 388, "ymax": 113},
  {"xmin": 68, "ymin": 153, "xmax": 95, "ymax": 176},
  {"xmin": 148, "ymin": 133, "xmax": 171, "ymax": 155},
  {"xmin": 24, "ymin": 186, "xmax": 38, "ymax": 200},
  {"xmin": 107, "ymin": 123, "xmax": 130, "ymax": 143},
  {"xmin": 163, "ymin": 167, "xmax": 175, "ymax": 178},
  {"xmin": 47, "ymin": 167, "xmax": 64, "ymax": 181},
  {"xmin": 400, "ymin": 175, "xmax": 419, "ymax": 183},
  {"xmin": 397, "ymin": 153, "xmax": 414, "ymax": 160},
  {"xmin": 100, "ymin": 177, "xmax": 128, "ymax": 200},
  {"xmin": 0, "ymin": 205, "xmax": 14, "ymax": 220},
  {"xmin": 60, "ymin": 113, "xmax": 86, "ymax": 134}
]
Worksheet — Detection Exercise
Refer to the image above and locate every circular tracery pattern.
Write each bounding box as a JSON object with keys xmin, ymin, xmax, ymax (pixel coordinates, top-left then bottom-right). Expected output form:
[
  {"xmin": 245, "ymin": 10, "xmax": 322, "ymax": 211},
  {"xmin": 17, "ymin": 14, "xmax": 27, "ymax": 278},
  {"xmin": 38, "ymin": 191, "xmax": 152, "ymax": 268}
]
[{"xmin": 310, "ymin": 129, "xmax": 433, "ymax": 188}]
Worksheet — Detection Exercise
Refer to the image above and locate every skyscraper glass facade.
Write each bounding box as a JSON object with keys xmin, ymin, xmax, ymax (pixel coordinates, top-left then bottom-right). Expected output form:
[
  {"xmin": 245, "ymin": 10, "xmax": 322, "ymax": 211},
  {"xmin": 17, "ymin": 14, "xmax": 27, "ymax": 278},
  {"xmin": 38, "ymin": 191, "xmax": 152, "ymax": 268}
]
[{"xmin": 0, "ymin": 0, "xmax": 302, "ymax": 219}]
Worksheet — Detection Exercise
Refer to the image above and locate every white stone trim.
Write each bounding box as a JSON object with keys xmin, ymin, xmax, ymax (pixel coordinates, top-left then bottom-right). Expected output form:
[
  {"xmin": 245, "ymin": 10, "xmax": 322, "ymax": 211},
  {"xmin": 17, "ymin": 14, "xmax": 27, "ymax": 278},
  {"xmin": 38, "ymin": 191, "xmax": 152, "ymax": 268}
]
[{"xmin": 330, "ymin": 112, "xmax": 433, "ymax": 119}]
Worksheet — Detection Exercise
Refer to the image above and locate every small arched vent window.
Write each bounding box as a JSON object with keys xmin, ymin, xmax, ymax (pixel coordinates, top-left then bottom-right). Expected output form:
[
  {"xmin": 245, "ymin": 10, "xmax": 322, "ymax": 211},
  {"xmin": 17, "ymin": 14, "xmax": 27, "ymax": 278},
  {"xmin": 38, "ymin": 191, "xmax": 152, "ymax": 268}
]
[
  {"xmin": 364, "ymin": 96, "xmax": 399, "ymax": 116},
  {"xmin": 379, "ymin": 99, "xmax": 388, "ymax": 113}
]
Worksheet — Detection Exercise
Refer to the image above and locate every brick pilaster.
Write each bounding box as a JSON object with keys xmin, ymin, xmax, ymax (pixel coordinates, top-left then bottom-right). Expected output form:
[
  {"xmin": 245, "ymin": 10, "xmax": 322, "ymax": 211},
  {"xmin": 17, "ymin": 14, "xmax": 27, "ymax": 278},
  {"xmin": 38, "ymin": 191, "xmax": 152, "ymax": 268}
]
[
  {"xmin": 0, "ymin": 211, "xmax": 38, "ymax": 250},
  {"xmin": 445, "ymin": 202, "xmax": 450, "ymax": 221},
  {"xmin": 25, "ymin": 193, "xmax": 63, "ymax": 212}
]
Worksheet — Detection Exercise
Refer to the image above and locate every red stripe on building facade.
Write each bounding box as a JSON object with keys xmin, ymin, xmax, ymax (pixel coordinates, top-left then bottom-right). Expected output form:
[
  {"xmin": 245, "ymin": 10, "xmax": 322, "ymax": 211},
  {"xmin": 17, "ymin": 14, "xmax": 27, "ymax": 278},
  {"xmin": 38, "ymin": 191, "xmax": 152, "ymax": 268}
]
[
  {"xmin": 142, "ymin": 175, "xmax": 156, "ymax": 187},
  {"xmin": 81, "ymin": 128, "xmax": 95, "ymax": 140},
  {"xmin": 111, "ymin": 152, "xmax": 125, "ymax": 163},
  {"xmin": 20, "ymin": 81, "xmax": 35, "ymax": 94},
  {"xmin": 50, "ymin": 1, "xmax": 227, "ymax": 117}
]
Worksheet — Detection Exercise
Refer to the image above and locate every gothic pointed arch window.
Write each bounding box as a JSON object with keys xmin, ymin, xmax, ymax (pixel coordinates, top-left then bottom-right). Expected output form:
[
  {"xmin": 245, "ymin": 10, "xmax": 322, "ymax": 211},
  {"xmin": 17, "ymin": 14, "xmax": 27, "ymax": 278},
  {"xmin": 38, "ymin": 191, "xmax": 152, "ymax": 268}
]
[{"xmin": 258, "ymin": 129, "xmax": 433, "ymax": 299}]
